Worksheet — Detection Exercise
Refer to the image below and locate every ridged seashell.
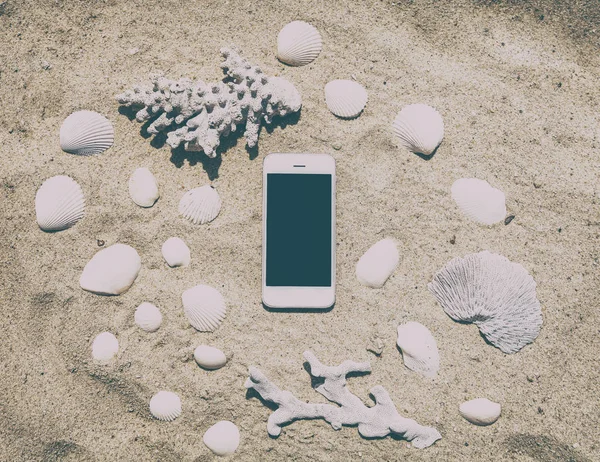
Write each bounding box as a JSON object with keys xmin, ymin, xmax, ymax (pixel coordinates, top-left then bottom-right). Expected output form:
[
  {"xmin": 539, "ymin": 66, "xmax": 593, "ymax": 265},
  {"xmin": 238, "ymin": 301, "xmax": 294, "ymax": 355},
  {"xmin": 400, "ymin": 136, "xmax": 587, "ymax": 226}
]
[
  {"xmin": 182, "ymin": 284, "xmax": 227, "ymax": 332},
  {"xmin": 356, "ymin": 238, "xmax": 399, "ymax": 288},
  {"xmin": 194, "ymin": 345, "xmax": 227, "ymax": 370},
  {"xmin": 277, "ymin": 21, "xmax": 322, "ymax": 66},
  {"xmin": 459, "ymin": 398, "xmax": 501, "ymax": 426},
  {"xmin": 92, "ymin": 332, "xmax": 119, "ymax": 362},
  {"xmin": 451, "ymin": 178, "xmax": 506, "ymax": 225},
  {"xmin": 80, "ymin": 244, "xmax": 141, "ymax": 295},
  {"xmin": 134, "ymin": 302, "xmax": 162, "ymax": 332},
  {"xmin": 392, "ymin": 104, "xmax": 444, "ymax": 155},
  {"xmin": 60, "ymin": 110, "xmax": 114, "ymax": 155},
  {"xmin": 396, "ymin": 322, "xmax": 440, "ymax": 378},
  {"xmin": 428, "ymin": 251, "xmax": 542, "ymax": 354},
  {"xmin": 203, "ymin": 421, "xmax": 240, "ymax": 456},
  {"xmin": 128, "ymin": 167, "xmax": 159, "ymax": 207},
  {"xmin": 150, "ymin": 391, "xmax": 181, "ymax": 422},
  {"xmin": 162, "ymin": 237, "xmax": 190, "ymax": 267},
  {"xmin": 178, "ymin": 185, "xmax": 221, "ymax": 225},
  {"xmin": 35, "ymin": 175, "xmax": 85, "ymax": 232},
  {"xmin": 324, "ymin": 80, "xmax": 368, "ymax": 119}
]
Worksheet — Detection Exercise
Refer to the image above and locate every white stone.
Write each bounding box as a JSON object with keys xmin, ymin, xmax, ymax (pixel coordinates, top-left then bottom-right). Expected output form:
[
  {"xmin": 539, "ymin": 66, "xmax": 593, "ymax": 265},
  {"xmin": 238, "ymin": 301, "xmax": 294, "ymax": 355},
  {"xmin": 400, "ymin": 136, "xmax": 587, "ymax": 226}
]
[
  {"xmin": 356, "ymin": 238, "xmax": 399, "ymax": 288},
  {"xmin": 92, "ymin": 332, "xmax": 118, "ymax": 362},
  {"xmin": 203, "ymin": 421, "xmax": 240, "ymax": 456},
  {"xmin": 194, "ymin": 345, "xmax": 227, "ymax": 370},
  {"xmin": 161, "ymin": 237, "xmax": 190, "ymax": 267},
  {"xmin": 459, "ymin": 398, "xmax": 501, "ymax": 426},
  {"xmin": 134, "ymin": 302, "xmax": 162, "ymax": 332},
  {"xmin": 80, "ymin": 244, "xmax": 141, "ymax": 295}
]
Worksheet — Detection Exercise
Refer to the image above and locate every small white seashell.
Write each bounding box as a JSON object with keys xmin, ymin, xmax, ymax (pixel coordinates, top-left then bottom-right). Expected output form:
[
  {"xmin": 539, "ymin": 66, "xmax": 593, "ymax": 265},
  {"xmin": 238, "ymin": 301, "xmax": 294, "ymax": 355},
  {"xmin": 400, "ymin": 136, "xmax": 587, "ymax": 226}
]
[
  {"xmin": 451, "ymin": 178, "xmax": 506, "ymax": 225},
  {"xmin": 134, "ymin": 302, "xmax": 162, "ymax": 332},
  {"xmin": 356, "ymin": 238, "xmax": 399, "ymax": 288},
  {"xmin": 92, "ymin": 332, "xmax": 119, "ymax": 362},
  {"xmin": 459, "ymin": 398, "xmax": 501, "ymax": 426},
  {"xmin": 396, "ymin": 322, "xmax": 440, "ymax": 378},
  {"xmin": 149, "ymin": 391, "xmax": 181, "ymax": 422},
  {"xmin": 182, "ymin": 284, "xmax": 227, "ymax": 332},
  {"xmin": 203, "ymin": 421, "xmax": 240, "ymax": 456},
  {"xmin": 178, "ymin": 185, "xmax": 221, "ymax": 225},
  {"xmin": 60, "ymin": 110, "xmax": 114, "ymax": 155},
  {"xmin": 324, "ymin": 80, "xmax": 368, "ymax": 119},
  {"xmin": 128, "ymin": 167, "xmax": 159, "ymax": 207},
  {"xmin": 392, "ymin": 104, "xmax": 444, "ymax": 155},
  {"xmin": 80, "ymin": 243, "xmax": 141, "ymax": 295},
  {"xmin": 277, "ymin": 21, "xmax": 322, "ymax": 66},
  {"xmin": 161, "ymin": 237, "xmax": 191, "ymax": 267},
  {"xmin": 194, "ymin": 345, "xmax": 227, "ymax": 370},
  {"xmin": 35, "ymin": 175, "xmax": 85, "ymax": 232}
]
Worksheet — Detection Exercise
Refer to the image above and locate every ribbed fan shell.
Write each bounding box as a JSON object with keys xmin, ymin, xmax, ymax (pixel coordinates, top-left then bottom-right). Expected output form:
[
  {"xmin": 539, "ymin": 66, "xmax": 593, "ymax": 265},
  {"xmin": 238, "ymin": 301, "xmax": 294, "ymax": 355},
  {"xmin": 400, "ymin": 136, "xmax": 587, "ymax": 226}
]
[
  {"xmin": 182, "ymin": 284, "xmax": 226, "ymax": 332},
  {"xmin": 277, "ymin": 21, "xmax": 322, "ymax": 66},
  {"xmin": 324, "ymin": 79, "xmax": 368, "ymax": 119},
  {"xmin": 91, "ymin": 332, "xmax": 119, "ymax": 361},
  {"xmin": 178, "ymin": 185, "xmax": 221, "ymax": 225},
  {"xmin": 396, "ymin": 322, "xmax": 440, "ymax": 378},
  {"xmin": 451, "ymin": 178, "xmax": 506, "ymax": 225},
  {"xmin": 392, "ymin": 104, "xmax": 444, "ymax": 155},
  {"xmin": 35, "ymin": 175, "xmax": 85, "ymax": 232},
  {"xmin": 150, "ymin": 391, "xmax": 181, "ymax": 421},
  {"xmin": 60, "ymin": 110, "xmax": 114, "ymax": 155}
]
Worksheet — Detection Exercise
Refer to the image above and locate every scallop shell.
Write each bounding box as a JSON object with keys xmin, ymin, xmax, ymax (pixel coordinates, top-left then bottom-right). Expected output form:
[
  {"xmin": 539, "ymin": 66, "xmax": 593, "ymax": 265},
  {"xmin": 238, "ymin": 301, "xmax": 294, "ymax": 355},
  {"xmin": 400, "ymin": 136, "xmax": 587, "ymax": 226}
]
[
  {"xmin": 92, "ymin": 332, "xmax": 119, "ymax": 362},
  {"xmin": 203, "ymin": 421, "xmax": 240, "ymax": 456},
  {"xmin": 324, "ymin": 80, "xmax": 368, "ymax": 119},
  {"xmin": 149, "ymin": 391, "xmax": 181, "ymax": 422},
  {"xmin": 129, "ymin": 167, "xmax": 159, "ymax": 207},
  {"xmin": 194, "ymin": 345, "xmax": 227, "ymax": 370},
  {"xmin": 451, "ymin": 178, "xmax": 506, "ymax": 225},
  {"xmin": 60, "ymin": 110, "xmax": 114, "ymax": 155},
  {"xmin": 459, "ymin": 398, "xmax": 501, "ymax": 426},
  {"xmin": 355, "ymin": 238, "xmax": 399, "ymax": 288},
  {"xmin": 161, "ymin": 237, "xmax": 191, "ymax": 267},
  {"xmin": 182, "ymin": 284, "xmax": 226, "ymax": 332},
  {"xmin": 396, "ymin": 322, "xmax": 440, "ymax": 378},
  {"xmin": 428, "ymin": 251, "xmax": 542, "ymax": 354},
  {"xmin": 277, "ymin": 21, "xmax": 322, "ymax": 66},
  {"xmin": 178, "ymin": 185, "xmax": 221, "ymax": 225},
  {"xmin": 134, "ymin": 302, "xmax": 162, "ymax": 332},
  {"xmin": 35, "ymin": 175, "xmax": 85, "ymax": 231},
  {"xmin": 392, "ymin": 104, "xmax": 444, "ymax": 155},
  {"xmin": 80, "ymin": 244, "xmax": 141, "ymax": 295}
]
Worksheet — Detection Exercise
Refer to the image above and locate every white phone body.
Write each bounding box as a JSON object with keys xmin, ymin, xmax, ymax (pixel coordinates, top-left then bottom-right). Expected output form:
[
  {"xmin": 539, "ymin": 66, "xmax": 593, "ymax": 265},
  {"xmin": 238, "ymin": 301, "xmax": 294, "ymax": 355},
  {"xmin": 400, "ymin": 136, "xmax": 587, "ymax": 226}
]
[{"xmin": 262, "ymin": 153, "xmax": 336, "ymax": 309}]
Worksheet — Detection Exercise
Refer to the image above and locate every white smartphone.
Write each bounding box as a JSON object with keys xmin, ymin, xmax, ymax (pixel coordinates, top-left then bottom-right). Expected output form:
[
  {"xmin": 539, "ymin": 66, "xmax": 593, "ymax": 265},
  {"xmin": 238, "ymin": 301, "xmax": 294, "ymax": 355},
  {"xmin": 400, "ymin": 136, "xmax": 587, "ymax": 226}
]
[{"xmin": 262, "ymin": 153, "xmax": 336, "ymax": 309}]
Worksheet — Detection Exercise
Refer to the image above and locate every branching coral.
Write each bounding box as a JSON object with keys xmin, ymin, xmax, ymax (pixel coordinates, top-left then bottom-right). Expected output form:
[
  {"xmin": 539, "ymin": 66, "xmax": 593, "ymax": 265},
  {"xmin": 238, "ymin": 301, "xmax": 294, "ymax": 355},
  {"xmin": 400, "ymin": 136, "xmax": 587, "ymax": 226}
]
[
  {"xmin": 116, "ymin": 47, "xmax": 302, "ymax": 158},
  {"xmin": 245, "ymin": 350, "xmax": 442, "ymax": 449}
]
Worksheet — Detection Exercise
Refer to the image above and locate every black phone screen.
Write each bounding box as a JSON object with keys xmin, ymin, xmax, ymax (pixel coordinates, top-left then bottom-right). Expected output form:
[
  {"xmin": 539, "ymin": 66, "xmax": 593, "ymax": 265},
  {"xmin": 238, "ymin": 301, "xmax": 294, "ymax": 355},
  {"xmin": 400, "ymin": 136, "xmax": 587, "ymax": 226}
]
[{"xmin": 266, "ymin": 173, "xmax": 332, "ymax": 287}]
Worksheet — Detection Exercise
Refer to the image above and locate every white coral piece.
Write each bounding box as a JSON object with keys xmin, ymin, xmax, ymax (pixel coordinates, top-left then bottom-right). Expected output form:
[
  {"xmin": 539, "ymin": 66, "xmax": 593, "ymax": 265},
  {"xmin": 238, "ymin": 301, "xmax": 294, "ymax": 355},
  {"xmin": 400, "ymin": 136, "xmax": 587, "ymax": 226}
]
[
  {"xmin": 245, "ymin": 350, "xmax": 441, "ymax": 449},
  {"xmin": 116, "ymin": 47, "xmax": 302, "ymax": 158}
]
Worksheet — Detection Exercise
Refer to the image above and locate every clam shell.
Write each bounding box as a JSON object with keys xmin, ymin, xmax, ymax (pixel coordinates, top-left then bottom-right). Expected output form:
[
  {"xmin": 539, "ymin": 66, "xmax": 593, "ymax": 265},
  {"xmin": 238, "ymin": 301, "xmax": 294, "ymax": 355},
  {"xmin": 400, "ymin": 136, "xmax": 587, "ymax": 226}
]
[
  {"xmin": 451, "ymin": 178, "xmax": 506, "ymax": 225},
  {"xmin": 194, "ymin": 345, "xmax": 227, "ymax": 370},
  {"xmin": 182, "ymin": 284, "xmax": 226, "ymax": 332},
  {"xmin": 80, "ymin": 244, "xmax": 141, "ymax": 295},
  {"xmin": 178, "ymin": 185, "xmax": 221, "ymax": 225},
  {"xmin": 161, "ymin": 237, "xmax": 191, "ymax": 267},
  {"xmin": 392, "ymin": 104, "xmax": 444, "ymax": 155},
  {"xmin": 35, "ymin": 175, "xmax": 85, "ymax": 232},
  {"xmin": 324, "ymin": 80, "xmax": 368, "ymax": 119},
  {"xmin": 277, "ymin": 21, "xmax": 322, "ymax": 66},
  {"xmin": 129, "ymin": 167, "xmax": 159, "ymax": 207},
  {"xmin": 396, "ymin": 322, "xmax": 440, "ymax": 378},
  {"xmin": 203, "ymin": 421, "xmax": 240, "ymax": 456},
  {"xmin": 150, "ymin": 391, "xmax": 181, "ymax": 422},
  {"xmin": 459, "ymin": 398, "xmax": 501, "ymax": 426},
  {"xmin": 92, "ymin": 332, "xmax": 119, "ymax": 362},
  {"xmin": 60, "ymin": 110, "xmax": 114, "ymax": 155},
  {"xmin": 134, "ymin": 302, "xmax": 162, "ymax": 332},
  {"xmin": 356, "ymin": 238, "xmax": 399, "ymax": 288}
]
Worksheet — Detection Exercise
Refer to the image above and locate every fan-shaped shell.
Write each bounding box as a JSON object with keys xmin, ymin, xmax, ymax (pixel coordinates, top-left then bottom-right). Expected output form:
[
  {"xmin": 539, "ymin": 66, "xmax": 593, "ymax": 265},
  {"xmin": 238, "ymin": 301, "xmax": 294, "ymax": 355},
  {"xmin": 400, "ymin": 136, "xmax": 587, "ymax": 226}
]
[
  {"xmin": 356, "ymin": 238, "xmax": 399, "ymax": 288},
  {"xmin": 396, "ymin": 322, "xmax": 440, "ymax": 378},
  {"xmin": 459, "ymin": 398, "xmax": 501, "ymax": 426},
  {"xmin": 392, "ymin": 104, "xmax": 444, "ymax": 155},
  {"xmin": 92, "ymin": 332, "xmax": 119, "ymax": 362},
  {"xmin": 60, "ymin": 110, "xmax": 114, "ymax": 155},
  {"xmin": 178, "ymin": 185, "xmax": 221, "ymax": 225},
  {"xmin": 80, "ymin": 244, "xmax": 141, "ymax": 295},
  {"xmin": 162, "ymin": 237, "xmax": 191, "ymax": 267},
  {"xmin": 129, "ymin": 167, "xmax": 159, "ymax": 207},
  {"xmin": 324, "ymin": 80, "xmax": 368, "ymax": 119},
  {"xmin": 150, "ymin": 391, "xmax": 181, "ymax": 421},
  {"xmin": 451, "ymin": 178, "xmax": 506, "ymax": 225},
  {"xmin": 134, "ymin": 302, "xmax": 162, "ymax": 332},
  {"xmin": 35, "ymin": 175, "xmax": 85, "ymax": 231},
  {"xmin": 428, "ymin": 251, "xmax": 542, "ymax": 354},
  {"xmin": 182, "ymin": 284, "xmax": 226, "ymax": 332},
  {"xmin": 194, "ymin": 345, "xmax": 227, "ymax": 370},
  {"xmin": 277, "ymin": 21, "xmax": 322, "ymax": 66},
  {"xmin": 203, "ymin": 421, "xmax": 240, "ymax": 456}
]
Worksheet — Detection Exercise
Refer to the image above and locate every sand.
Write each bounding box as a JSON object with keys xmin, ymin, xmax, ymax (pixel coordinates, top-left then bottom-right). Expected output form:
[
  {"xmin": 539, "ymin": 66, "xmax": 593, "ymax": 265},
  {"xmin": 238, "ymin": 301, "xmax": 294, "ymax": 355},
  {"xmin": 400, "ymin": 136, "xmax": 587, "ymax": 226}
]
[{"xmin": 1, "ymin": 0, "xmax": 599, "ymax": 460}]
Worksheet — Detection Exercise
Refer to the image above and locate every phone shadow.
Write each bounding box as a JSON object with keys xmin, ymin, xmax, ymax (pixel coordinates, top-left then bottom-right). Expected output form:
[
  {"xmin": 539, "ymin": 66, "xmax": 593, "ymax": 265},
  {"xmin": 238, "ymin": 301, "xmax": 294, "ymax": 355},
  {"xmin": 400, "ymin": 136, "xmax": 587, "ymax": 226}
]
[{"xmin": 262, "ymin": 303, "xmax": 335, "ymax": 314}]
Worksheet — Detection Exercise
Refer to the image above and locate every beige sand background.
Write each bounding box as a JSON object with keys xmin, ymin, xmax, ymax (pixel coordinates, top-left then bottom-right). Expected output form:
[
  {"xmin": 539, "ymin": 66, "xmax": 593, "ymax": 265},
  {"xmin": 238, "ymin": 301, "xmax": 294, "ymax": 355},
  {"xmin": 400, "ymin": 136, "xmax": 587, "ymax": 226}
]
[{"xmin": 1, "ymin": 0, "xmax": 600, "ymax": 460}]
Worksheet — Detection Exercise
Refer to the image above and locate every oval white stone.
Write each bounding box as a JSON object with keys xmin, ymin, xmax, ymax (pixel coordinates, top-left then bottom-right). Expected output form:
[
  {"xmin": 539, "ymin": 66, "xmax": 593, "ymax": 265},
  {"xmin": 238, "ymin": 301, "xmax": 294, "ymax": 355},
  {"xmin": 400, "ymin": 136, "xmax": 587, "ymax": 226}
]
[
  {"xmin": 80, "ymin": 244, "xmax": 141, "ymax": 295},
  {"xmin": 92, "ymin": 332, "xmax": 119, "ymax": 361},
  {"xmin": 194, "ymin": 345, "xmax": 227, "ymax": 370},
  {"xmin": 128, "ymin": 167, "xmax": 159, "ymax": 207},
  {"xmin": 356, "ymin": 238, "xmax": 399, "ymax": 288},
  {"xmin": 134, "ymin": 302, "xmax": 162, "ymax": 332},
  {"xmin": 161, "ymin": 237, "xmax": 191, "ymax": 267},
  {"xmin": 459, "ymin": 398, "xmax": 501, "ymax": 426},
  {"xmin": 203, "ymin": 420, "xmax": 240, "ymax": 456}
]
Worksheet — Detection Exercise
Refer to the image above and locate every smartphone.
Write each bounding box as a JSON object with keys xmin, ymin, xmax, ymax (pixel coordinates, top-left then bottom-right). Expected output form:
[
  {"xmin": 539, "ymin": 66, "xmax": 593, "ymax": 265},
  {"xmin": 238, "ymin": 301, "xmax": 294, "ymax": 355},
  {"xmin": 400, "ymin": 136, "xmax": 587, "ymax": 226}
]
[{"xmin": 262, "ymin": 153, "xmax": 336, "ymax": 309}]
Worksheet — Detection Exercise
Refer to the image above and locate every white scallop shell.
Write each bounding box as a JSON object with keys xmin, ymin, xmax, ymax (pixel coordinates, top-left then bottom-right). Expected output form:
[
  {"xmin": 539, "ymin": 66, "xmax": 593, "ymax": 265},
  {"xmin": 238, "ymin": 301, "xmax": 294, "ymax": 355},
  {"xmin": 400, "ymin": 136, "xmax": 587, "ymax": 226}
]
[
  {"xmin": 80, "ymin": 244, "xmax": 141, "ymax": 295},
  {"xmin": 392, "ymin": 104, "xmax": 444, "ymax": 155},
  {"xmin": 194, "ymin": 345, "xmax": 227, "ymax": 370},
  {"xmin": 161, "ymin": 237, "xmax": 190, "ymax": 267},
  {"xmin": 396, "ymin": 322, "xmax": 440, "ymax": 378},
  {"xmin": 149, "ymin": 391, "xmax": 181, "ymax": 422},
  {"xmin": 324, "ymin": 80, "xmax": 368, "ymax": 119},
  {"xmin": 428, "ymin": 251, "xmax": 542, "ymax": 354},
  {"xmin": 451, "ymin": 178, "xmax": 506, "ymax": 225},
  {"xmin": 459, "ymin": 398, "xmax": 501, "ymax": 426},
  {"xmin": 355, "ymin": 238, "xmax": 399, "ymax": 288},
  {"xmin": 182, "ymin": 284, "xmax": 226, "ymax": 332},
  {"xmin": 134, "ymin": 302, "xmax": 162, "ymax": 332},
  {"xmin": 203, "ymin": 421, "xmax": 240, "ymax": 456},
  {"xmin": 178, "ymin": 185, "xmax": 221, "ymax": 225},
  {"xmin": 92, "ymin": 332, "xmax": 119, "ymax": 362},
  {"xmin": 35, "ymin": 175, "xmax": 85, "ymax": 231},
  {"xmin": 128, "ymin": 167, "xmax": 159, "ymax": 207},
  {"xmin": 277, "ymin": 21, "xmax": 322, "ymax": 66},
  {"xmin": 60, "ymin": 110, "xmax": 114, "ymax": 155}
]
